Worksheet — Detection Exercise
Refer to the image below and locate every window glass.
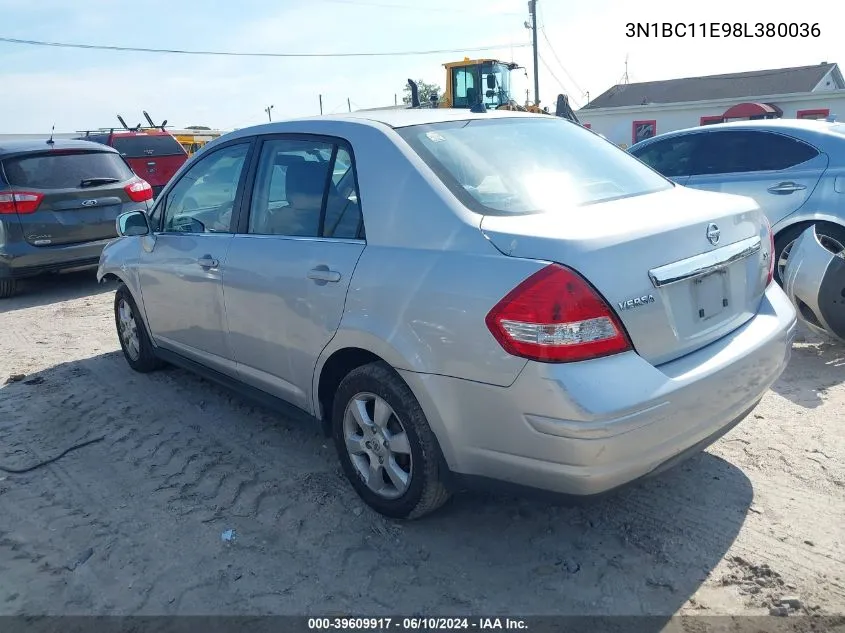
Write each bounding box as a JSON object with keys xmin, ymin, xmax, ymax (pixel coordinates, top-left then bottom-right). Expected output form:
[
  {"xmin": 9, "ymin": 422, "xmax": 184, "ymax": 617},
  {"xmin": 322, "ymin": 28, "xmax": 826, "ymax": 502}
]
[
  {"xmin": 631, "ymin": 136, "xmax": 701, "ymax": 178},
  {"xmin": 248, "ymin": 139, "xmax": 333, "ymax": 237},
  {"xmin": 111, "ymin": 133, "xmax": 186, "ymax": 157},
  {"xmin": 162, "ymin": 143, "xmax": 248, "ymax": 234},
  {"xmin": 452, "ymin": 67, "xmax": 478, "ymax": 108},
  {"xmin": 695, "ymin": 131, "xmax": 819, "ymax": 175},
  {"xmin": 1, "ymin": 151, "xmax": 134, "ymax": 189},
  {"xmin": 396, "ymin": 117, "xmax": 671, "ymax": 214},
  {"xmin": 323, "ymin": 148, "xmax": 363, "ymax": 239}
]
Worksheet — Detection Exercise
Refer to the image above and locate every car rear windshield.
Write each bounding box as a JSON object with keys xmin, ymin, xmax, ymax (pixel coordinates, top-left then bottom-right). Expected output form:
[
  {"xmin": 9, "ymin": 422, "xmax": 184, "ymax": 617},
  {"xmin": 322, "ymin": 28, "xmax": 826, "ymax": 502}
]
[
  {"xmin": 1, "ymin": 150, "xmax": 135, "ymax": 189},
  {"xmin": 395, "ymin": 117, "xmax": 672, "ymax": 214},
  {"xmin": 111, "ymin": 134, "xmax": 186, "ymax": 157}
]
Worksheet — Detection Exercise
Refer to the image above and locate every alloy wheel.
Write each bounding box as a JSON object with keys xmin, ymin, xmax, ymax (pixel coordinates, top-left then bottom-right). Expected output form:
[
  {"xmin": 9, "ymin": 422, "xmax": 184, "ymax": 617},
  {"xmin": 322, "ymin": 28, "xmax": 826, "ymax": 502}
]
[{"xmin": 342, "ymin": 392, "xmax": 413, "ymax": 500}]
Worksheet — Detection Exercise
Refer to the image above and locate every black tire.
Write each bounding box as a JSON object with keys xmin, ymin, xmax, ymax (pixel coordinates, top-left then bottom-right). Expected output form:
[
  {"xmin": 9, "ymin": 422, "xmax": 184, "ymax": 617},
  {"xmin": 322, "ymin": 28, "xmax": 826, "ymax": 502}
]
[
  {"xmin": 331, "ymin": 361, "xmax": 451, "ymax": 519},
  {"xmin": 0, "ymin": 279, "xmax": 16, "ymax": 299},
  {"xmin": 775, "ymin": 221, "xmax": 845, "ymax": 285},
  {"xmin": 114, "ymin": 283, "xmax": 164, "ymax": 373}
]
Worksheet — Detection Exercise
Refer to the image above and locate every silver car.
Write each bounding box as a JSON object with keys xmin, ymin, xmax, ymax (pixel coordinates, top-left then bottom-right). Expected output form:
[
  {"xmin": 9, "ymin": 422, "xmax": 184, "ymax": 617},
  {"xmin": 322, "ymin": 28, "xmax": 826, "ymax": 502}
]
[
  {"xmin": 628, "ymin": 119, "xmax": 845, "ymax": 285},
  {"xmin": 98, "ymin": 109, "xmax": 797, "ymax": 519}
]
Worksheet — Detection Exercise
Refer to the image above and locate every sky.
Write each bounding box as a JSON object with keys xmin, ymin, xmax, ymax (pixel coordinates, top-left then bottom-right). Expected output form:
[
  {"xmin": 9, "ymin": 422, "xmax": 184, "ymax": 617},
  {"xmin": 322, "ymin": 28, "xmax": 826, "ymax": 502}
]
[{"xmin": 0, "ymin": 0, "xmax": 840, "ymax": 133}]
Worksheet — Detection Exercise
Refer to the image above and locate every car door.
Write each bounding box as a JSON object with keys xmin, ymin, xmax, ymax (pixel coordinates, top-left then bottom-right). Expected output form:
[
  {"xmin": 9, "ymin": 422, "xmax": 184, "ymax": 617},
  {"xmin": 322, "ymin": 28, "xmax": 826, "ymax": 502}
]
[
  {"xmin": 628, "ymin": 133, "xmax": 705, "ymax": 185},
  {"xmin": 223, "ymin": 135, "xmax": 366, "ymax": 411},
  {"xmin": 138, "ymin": 140, "xmax": 252, "ymax": 375},
  {"xmin": 685, "ymin": 130, "xmax": 828, "ymax": 226}
]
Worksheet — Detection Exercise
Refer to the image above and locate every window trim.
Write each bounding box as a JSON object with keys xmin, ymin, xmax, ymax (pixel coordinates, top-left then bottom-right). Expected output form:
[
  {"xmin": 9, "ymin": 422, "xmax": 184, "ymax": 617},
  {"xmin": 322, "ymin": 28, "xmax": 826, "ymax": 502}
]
[
  {"xmin": 235, "ymin": 132, "xmax": 366, "ymax": 242},
  {"xmin": 699, "ymin": 115, "xmax": 724, "ymax": 126},
  {"xmin": 796, "ymin": 108, "xmax": 830, "ymax": 120},
  {"xmin": 150, "ymin": 138, "xmax": 255, "ymax": 235},
  {"xmin": 632, "ymin": 119, "xmax": 657, "ymax": 145}
]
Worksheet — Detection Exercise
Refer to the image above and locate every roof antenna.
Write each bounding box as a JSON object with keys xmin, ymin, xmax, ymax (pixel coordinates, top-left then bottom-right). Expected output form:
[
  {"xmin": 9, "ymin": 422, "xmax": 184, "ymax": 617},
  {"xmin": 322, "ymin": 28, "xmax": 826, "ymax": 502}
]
[{"xmin": 46, "ymin": 124, "xmax": 55, "ymax": 146}]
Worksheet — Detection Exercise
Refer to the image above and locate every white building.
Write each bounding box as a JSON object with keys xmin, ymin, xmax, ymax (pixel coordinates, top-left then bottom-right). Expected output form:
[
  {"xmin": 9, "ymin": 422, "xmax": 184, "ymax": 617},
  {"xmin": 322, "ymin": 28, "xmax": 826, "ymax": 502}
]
[{"xmin": 578, "ymin": 62, "xmax": 845, "ymax": 147}]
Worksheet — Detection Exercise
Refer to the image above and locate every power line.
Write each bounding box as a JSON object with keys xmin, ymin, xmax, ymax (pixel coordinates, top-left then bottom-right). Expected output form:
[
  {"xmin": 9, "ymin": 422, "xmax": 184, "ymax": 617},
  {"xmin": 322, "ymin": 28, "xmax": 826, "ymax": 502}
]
[
  {"xmin": 539, "ymin": 26, "xmax": 585, "ymax": 98},
  {"xmin": 311, "ymin": 0, "xmax": 521, "ymax": 15},
  {"xmin": 538, "ymin": 53, "xmax": 582, "ymax": 108},
  {"xmin": 0, "ymin": 36, "xmax": 529, "ymax": 58},
  {"xmin": 535, "ymin": 2, "xmax": 586, "ymax": 99}
]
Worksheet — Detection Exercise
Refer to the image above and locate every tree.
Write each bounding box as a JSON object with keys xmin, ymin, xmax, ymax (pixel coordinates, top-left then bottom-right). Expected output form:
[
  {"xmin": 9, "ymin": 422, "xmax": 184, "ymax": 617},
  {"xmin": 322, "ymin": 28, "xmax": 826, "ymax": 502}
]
[
  {"xmin": 186, "ymin": 125, "xmax": 211, "ymax": 130},
  {"xmin": 402, "ymin": 79, "xmax": 441, "ymax": 105}
]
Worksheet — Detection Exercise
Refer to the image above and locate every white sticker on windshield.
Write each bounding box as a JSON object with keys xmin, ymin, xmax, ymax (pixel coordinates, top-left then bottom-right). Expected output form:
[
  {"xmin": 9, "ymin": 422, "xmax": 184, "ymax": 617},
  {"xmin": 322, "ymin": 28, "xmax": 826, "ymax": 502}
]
[{"xmin": 425, "ymin": 131, "xmax": 446, "ymax": 143}]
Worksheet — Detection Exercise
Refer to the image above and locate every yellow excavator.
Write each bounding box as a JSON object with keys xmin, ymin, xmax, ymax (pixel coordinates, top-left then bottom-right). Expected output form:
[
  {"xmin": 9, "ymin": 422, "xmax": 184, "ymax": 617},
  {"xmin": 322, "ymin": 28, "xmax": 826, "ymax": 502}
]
[{"xmin": 407, "ymin": 57, "xmax": 580, "ymax": 123}]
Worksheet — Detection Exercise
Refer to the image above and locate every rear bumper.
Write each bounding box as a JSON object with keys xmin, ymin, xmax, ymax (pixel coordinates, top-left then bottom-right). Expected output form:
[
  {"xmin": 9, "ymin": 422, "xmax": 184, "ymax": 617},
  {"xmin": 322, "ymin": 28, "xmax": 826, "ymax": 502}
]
[
  {"xmin": 400, "ymin": 283, "xmax": 797, "ymax": 497},
  {"xmin": 0, "ymin": 238, "xmax": 114, "ymax": 279}
]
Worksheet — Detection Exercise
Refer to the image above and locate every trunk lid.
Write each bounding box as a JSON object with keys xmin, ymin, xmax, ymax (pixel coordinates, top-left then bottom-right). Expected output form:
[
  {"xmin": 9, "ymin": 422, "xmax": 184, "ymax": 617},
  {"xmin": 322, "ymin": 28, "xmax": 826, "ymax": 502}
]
[
  {"xmin": 1, "ymin": 149, "xmax": 140, "ymax": 247},
  {"xmin": 480, "ymin": 186, "xmax": 771, "ymax": 366}
]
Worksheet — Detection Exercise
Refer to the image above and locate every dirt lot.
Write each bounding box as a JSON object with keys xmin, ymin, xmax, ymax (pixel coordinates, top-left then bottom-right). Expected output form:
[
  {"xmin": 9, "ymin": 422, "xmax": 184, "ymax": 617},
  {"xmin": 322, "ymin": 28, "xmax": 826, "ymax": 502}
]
[{"xmin": 0, "ymin": 272, "xmax": 843, "ymax": 622}]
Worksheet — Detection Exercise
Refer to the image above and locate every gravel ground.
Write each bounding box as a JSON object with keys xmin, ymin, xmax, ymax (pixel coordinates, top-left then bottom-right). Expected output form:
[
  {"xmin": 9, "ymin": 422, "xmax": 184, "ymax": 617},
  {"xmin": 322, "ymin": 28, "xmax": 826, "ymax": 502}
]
[{"xmin": 0, "ymin": 271, "xmax": 843, "ymax": 623}]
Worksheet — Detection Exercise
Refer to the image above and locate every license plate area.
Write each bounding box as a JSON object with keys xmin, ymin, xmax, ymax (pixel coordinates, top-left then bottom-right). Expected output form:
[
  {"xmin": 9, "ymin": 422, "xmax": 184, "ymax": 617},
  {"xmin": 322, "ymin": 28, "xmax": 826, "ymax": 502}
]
[{"xmin": 693, "ymin": 270, "xmax": 729, "ymax": 321}]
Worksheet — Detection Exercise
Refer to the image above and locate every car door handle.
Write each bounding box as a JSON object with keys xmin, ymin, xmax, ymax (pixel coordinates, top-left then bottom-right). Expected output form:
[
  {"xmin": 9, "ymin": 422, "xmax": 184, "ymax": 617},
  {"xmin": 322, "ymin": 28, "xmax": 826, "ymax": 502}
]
[
  {"xmin": 307, "ymin": 266, "xmax": 341, "ymax": 283},
  {"xmin": 197, "ymin": 255, "xmax": 219, "ymax": 268},
  {"xmin": 768, "ymin": 182, "xmax": 807, "ymax": 194}
]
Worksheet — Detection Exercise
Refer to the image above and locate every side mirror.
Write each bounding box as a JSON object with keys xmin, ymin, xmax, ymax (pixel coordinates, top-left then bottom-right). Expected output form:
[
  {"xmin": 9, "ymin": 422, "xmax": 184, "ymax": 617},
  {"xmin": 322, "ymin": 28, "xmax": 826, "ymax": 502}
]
[
  {"xmin": 116, "ymin": 210, "xmax": 150, "ymax": 237},
  {"xmin": 486, "ymin": 74, "xmax": 496, "ymax": 90}
]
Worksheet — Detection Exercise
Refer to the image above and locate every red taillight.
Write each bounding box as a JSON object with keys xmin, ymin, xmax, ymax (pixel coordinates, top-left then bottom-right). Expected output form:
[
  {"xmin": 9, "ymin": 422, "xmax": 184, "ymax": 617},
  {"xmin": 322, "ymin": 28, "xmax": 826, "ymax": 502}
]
[
  {"xmin": 764, "ymin": 216, "xmax": 775, "ymax": 285},
  {"xmin": 124, "ymin": 179, "xmax": 153, "ymax": 203},
  {"xmin": 485, "ymin": 264, "xmax": 633, "ymax": 363},
  {"xmin": 0, "ymin": 191, "xmax": 44, "ymax": 214}
]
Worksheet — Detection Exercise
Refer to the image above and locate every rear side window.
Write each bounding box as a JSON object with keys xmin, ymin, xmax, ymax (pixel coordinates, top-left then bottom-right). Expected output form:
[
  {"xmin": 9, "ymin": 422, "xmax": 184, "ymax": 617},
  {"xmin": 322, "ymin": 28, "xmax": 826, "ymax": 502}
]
[
  {"xmin": 694, "ymin": 131, "xmax": 819, "ymax": 175},
  {"xmin": 111, "ymin": 134, "xmax": 186, "ymax": 157},
  {"xmin": 1, "ymin": 151, "xmax": 135, "ymax": 189}
]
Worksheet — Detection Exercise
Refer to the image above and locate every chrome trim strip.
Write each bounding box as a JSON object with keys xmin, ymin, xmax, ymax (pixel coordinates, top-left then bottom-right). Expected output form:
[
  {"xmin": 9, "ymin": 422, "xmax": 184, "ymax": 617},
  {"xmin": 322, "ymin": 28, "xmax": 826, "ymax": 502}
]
[{"xmin": 649, "ymin": 235, "xmax": 761, "ymax": 288}]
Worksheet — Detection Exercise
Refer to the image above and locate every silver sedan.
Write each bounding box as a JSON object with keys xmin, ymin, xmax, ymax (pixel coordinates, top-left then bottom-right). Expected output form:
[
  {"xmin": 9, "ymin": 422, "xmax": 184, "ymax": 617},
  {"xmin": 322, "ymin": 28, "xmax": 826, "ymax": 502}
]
[{"xmin": 99, "ymin": 109, "xmax": 797, "ymax": 519}]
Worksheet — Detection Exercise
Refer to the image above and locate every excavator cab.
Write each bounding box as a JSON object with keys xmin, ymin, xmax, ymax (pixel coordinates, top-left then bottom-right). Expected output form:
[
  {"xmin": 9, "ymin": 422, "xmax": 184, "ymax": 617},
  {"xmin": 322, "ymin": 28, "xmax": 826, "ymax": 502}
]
[
  {"xmin": 405, "ymin": 57, "xmax": 581, "ymax": 125},
  {"xmin": 442, "ymin": 59, "xmax": 517, "ymax": 109}
]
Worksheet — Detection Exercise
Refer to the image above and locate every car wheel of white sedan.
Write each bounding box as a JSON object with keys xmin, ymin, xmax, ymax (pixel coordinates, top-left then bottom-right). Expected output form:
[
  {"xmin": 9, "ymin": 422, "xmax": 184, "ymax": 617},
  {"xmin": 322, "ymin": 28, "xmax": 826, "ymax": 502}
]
[{"xmin": 332, "ymin": 361, "xmax": 451, "ymax": 519}]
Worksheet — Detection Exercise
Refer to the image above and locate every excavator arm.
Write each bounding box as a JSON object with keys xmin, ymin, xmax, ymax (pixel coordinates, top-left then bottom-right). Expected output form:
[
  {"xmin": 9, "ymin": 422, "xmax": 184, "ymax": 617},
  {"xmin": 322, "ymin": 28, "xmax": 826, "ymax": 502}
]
[{"xmin": 554, "ymin": 94, "xmax": 580, "ymax": 124}]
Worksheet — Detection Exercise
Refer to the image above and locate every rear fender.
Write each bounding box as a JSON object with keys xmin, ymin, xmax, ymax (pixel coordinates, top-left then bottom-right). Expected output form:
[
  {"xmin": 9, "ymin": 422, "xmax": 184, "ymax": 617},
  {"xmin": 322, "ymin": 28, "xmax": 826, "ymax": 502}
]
[{"xmin": 773, "ymin": 212, "xmax": 845, "ymax": 235}]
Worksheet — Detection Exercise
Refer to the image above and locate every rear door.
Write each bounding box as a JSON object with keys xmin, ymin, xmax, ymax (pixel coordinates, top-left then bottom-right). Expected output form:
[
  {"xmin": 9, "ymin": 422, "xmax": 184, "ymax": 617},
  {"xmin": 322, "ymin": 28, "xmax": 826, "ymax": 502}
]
[
  {"xmin": 629, "ymin": 133, "xmax": 706, "ymax": 185},
  {"xmin": 686, "ymin": 130, "xmax": 827, "ymax": 226},
  {"xmin": 223, "ymin": 135, "xmax": 365, "ymax": 410},
  {"xmin": 110, "ymin": 132, "xmax": 188, "ymax": 191},
  {"xmin": 0, "ymin": 149, "xmax": 143, "ymax": 246}
]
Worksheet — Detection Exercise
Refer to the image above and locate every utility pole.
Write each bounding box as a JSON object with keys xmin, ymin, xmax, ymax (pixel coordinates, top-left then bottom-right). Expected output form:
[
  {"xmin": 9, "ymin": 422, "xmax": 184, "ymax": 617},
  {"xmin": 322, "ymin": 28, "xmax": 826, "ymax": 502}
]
[
  {"xmin": 319, "ymin": 94, "xmax": 323, "ymax": 115},
  {"xmin": 264, "ymin": 105, "xmax": 274, "ymax": 122},
  {"xmin": 348, "ymin": 98, "xmax": 352, "ymax": 112},
  {"xmin": 528, "ymin": 0, "xmax": 539, "ymax": 106}
]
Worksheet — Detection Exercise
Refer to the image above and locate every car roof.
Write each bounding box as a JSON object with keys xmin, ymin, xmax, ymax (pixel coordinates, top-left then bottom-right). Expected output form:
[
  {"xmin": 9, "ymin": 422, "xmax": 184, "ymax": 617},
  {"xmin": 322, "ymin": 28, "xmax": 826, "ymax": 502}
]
[
  {"xmin": 0, "ymin": 138, "xmax": 120, "ymax": 156},
  {"xmin": 198, "ymin": 108, "xmax": 565, "ymax": 157},
  {"xmin": 336, "ymin": 107, "xmax": 548, "ymax": 128},
  {"xmin": 631, "ymin": 118, "xmax": 843, "ymax": 150},
  {"xmin": 238, "ymin": 107, "xmax": 548, "ymax": 134}
]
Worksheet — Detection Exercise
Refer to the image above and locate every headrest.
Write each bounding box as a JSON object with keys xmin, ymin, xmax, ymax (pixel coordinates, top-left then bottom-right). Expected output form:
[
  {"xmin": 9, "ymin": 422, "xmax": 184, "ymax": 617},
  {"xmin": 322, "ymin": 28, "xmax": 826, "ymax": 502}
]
[{"xmin": 285, "ymin": 160, "xmax": 329, "ymax": 208}]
